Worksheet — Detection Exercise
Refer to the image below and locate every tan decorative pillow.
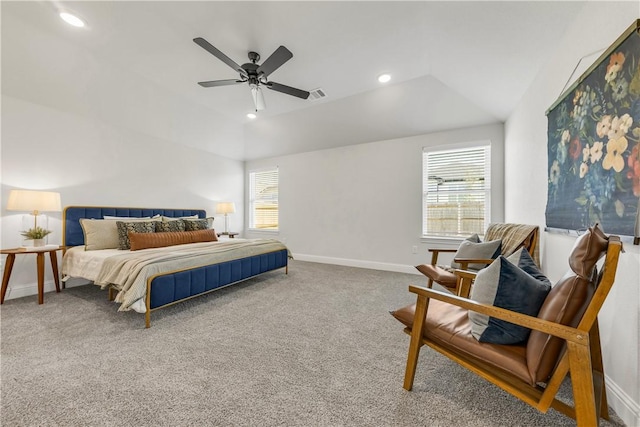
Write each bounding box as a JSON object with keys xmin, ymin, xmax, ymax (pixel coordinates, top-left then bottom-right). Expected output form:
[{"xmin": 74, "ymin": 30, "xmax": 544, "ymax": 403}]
[
  {"xmin": 129, "ymin": 229, "xmax": 218, "ymax": 251},
  {"xmin": 80, "ymin": 219, "xmax": 120, "ymax": 250},
  {"xmin": 80, "ymin": 218, "xmax": 162, "ymax": 251}
]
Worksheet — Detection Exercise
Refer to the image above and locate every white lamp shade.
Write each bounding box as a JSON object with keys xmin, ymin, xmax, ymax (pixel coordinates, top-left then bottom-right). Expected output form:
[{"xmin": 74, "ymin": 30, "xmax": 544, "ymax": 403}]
[
  {"xmin": 215, "ymin": 202, "xmax": 236, "ymax": 215},
  {"xmin": 7, "ymin": 190, "xmax": 62, "ymax": 213}
]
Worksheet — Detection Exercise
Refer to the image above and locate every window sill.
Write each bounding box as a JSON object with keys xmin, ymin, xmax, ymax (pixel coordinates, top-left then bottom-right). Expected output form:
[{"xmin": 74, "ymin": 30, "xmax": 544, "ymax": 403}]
[
  {"xmin": 420, "ymin": 235, "xmax": 466, "ymax": 246},
  {"xmin": 247, "ymin": 229, "xmax": 279, "ymax": 235}
]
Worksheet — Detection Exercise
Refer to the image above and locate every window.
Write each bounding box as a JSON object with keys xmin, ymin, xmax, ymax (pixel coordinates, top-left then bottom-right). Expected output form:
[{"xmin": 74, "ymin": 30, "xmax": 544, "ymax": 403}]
[
  {"xmin": 249, "ymin": 168, "xmax": 279, "ymax": 231},
  {"xmin": 422, "ymin": 144, "xmax": 491, "ymax": 238}
]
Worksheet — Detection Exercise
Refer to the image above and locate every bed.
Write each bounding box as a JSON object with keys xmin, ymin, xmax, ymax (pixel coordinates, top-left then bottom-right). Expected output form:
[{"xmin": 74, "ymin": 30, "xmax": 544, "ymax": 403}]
[{"xmin": 61, "ymin": 206, "xmax": 289, "ymax": 327}]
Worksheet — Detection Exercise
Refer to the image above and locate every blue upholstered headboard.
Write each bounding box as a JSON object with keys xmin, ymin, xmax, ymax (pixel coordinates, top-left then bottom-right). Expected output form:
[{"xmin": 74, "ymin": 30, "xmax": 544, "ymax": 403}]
[{"xmin": 63, "ymin": 206, "xmax": 207, "ymax": 247}]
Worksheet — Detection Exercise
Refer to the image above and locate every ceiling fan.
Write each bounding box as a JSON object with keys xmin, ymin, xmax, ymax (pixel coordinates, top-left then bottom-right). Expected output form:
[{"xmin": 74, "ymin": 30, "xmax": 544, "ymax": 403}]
[{"xmin": 193, "ymin": 37, "xmax": 310, "ymax": 111}]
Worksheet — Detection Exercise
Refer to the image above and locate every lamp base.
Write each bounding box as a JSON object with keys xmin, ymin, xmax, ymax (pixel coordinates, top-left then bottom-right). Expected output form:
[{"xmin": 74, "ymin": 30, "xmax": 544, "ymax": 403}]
[{"xmin": 21, "ymin": 214, "xmax": 49, "ymax": 246}]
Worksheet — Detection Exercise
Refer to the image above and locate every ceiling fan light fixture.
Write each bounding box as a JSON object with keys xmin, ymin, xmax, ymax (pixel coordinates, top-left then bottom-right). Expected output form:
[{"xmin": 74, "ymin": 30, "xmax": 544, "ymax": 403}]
[
  {"xmin": 251, "ymin": 86, "xmax": 266, "ymax": 111},
  {"xmin": 378, "ymin": 73, "xmax": 391, "ymax": 83},
  {"xmin": 59, "ymin": 12, "xmax": 86, "ymax": 28},
  {"xmin": 247, "ymin": 113, "xmax": 257, "ymax": 119}
]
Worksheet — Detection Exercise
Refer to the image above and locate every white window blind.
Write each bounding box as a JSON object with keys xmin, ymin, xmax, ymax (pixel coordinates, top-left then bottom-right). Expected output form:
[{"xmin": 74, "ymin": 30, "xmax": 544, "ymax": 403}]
[
  {"xmin": 422, "ymin": 144, "xmax": 491, "ymax": 238},
  {"xmin": 249, "ymin": 168, "xmax": 279, "ymax": 230}
]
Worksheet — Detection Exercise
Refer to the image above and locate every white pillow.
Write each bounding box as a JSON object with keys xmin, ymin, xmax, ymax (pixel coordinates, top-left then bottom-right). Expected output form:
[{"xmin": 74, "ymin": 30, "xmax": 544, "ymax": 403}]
[
  {"xmin": 103, "ymin": 215, "xmax": 151, "ymax": 220},
  {"xmin": 161, "ymin": 215, "xmax": 199, "ymax": 222}
]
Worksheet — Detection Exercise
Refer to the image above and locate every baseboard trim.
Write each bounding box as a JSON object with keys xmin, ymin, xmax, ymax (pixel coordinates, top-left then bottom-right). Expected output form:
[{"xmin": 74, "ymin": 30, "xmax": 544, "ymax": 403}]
[
  {"xmin": 3, "ymin": 278, "xmax": 89, "ymax": 301},
  {"xmin": 606, "ymin": 373, "xmax": 640, "ymax": 427},
  {"xmin": 3, "ymin": 280, "xmax": 60, "ymax": 301},
  {"xmin": 292, "ymin": 253, "xmax": 421, "ymax": 275}
]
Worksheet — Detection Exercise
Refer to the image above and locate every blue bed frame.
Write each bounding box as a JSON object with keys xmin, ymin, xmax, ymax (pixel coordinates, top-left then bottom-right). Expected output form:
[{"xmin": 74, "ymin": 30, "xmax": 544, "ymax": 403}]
[{"xmin": 63, "ymin": 206, "xmax": 288, "ymax": 327}]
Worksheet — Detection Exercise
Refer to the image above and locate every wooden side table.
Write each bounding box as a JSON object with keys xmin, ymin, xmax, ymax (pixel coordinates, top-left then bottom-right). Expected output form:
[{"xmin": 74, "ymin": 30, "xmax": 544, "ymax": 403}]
[
  {"xmin": 1, "ymin": 246, "xmax": 63, "ymax": 304},
  {"xmin": 217, "ymin": 232, "xmax": 239, "ymax": 238}
]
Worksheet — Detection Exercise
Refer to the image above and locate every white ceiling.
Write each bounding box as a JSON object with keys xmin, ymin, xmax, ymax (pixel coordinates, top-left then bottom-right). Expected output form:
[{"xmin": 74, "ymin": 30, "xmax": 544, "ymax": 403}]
[{"xmin": 2, "ymin": 1, "xmax": 588, "ymax": 161}]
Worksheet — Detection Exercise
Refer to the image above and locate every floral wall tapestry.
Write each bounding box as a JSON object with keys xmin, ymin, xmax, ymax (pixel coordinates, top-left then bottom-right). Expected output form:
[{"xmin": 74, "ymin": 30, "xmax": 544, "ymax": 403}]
[{"xmin": 546, "ymin": 21, "xmax": 640, "ymax": 238}]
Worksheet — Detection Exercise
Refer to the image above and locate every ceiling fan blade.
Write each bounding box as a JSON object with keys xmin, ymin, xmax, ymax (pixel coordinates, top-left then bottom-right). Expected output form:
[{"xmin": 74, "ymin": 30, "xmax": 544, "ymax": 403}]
[
  {"xmin": 266, "ymin": 82, "xmax": 310, "ymax": 99},
  {"xmin": 257, "ymin": 46, "xmax": 293, "ymax": 78},
  {"xmin": 193, "ymin": 37, "xmax": 247, "ymax": 77},
  {"xmin": 198, "ymin": 79, "xmax": 244, "ymax": 87}
]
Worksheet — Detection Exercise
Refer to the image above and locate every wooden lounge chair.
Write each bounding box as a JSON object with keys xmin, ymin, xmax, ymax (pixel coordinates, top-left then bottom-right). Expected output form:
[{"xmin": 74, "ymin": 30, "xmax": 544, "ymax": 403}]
[
  {"xmin": 391, "ymin": 225, "xmax": 622, "ymax": 426},
  {"xmin": 416, "ymin": 223, "xmax": 540, "ymax": 296}
]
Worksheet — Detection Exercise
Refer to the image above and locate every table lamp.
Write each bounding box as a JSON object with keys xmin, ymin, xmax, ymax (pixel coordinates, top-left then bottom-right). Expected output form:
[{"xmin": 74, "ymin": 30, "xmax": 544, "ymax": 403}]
[
  {"xmin": 215, "ymin": 202, "xmax": 236, "ymax": 235},
  {"xmin": 7, "ymin": 190, "xmax": 62, "ymax": 245}
]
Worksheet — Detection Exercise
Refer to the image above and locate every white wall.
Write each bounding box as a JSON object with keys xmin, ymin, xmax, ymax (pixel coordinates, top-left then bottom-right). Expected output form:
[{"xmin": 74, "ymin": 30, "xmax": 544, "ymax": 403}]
[
  {"xmin": 505, "ymin": 4, "xmax": 640, "ymax": 426},
  {"xmin": 244, "ymin": 123, "xmax": 504, "ymax": 272},
  {"xmin": 1, "ymin": 5, "xmax": 247, "ymax": 300},
  {"xmin": 1, "ymin": 94, "xmax": 245, "ymax": 300}
]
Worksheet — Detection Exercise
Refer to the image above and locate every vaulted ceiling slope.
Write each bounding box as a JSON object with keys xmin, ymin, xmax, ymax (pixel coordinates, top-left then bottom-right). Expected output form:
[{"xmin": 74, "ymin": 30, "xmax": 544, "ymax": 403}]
[{"xmin": 2, "ymin": 1, "xmax": 586, "ymax": 161}]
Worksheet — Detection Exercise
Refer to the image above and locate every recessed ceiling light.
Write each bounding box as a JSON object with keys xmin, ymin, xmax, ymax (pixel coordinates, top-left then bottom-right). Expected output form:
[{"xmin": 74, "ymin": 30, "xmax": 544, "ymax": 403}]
[
  {"xmin": 247, "ymin": 113, "xmax": 257, "ymax": 119},
  {"xmin": 378, "ymin": 74, "xmax": 391, "ymax": 83},
  {"xmin": 59, "ymin": 12, "xmax": 85, "ymax": 28}
]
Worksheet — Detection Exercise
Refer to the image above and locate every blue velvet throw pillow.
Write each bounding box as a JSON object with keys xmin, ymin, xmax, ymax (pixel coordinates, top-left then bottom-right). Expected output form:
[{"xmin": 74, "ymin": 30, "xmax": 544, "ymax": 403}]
[
  {"xmin": 506, "ymin": 247, "xmax": 549, "ymax": 284},
  {"xmin": 469, "ymin": 254, "xmax": 551, "ymax": 345}
]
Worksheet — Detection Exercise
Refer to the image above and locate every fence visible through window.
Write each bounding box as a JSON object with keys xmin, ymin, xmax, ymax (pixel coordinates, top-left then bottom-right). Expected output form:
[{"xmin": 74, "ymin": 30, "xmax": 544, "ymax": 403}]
[
  {"xmin": 423, "ymin": 144, "xmax": 491, "ymax": 238},
  {"xmin": 250, "ymin": 168, "xmax": 279, "ymax": 230}
]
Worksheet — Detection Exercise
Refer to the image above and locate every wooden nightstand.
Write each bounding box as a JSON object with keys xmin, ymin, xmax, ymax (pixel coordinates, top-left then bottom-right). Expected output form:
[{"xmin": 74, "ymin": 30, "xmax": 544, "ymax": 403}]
[
  {"xmin": 217, "ymin": 232, "xmax": 239, "ymax": 239},
  {"xmin": 1, "ymin": 246, "xmax": 63, "ymax": 305}
]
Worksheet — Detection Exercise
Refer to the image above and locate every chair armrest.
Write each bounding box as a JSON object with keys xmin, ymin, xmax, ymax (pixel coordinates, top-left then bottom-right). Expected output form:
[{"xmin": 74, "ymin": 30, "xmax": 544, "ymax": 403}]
[
  {"xmin": 454, "ymin": 269, "xmax": 477, "ymax": 280},
  {"xmin": 427, "ymin": 248, "xmax": 457, "ymax": 266},
  {"xmin": 453, "ymin": 258, "xmax": 495, "ymax": 275},
  {"xmin": 452, "ymin": 269, "xmax": 477, "ymax": 298},
  {"xmin": 452, "ymin": 258, "xmax": 495, "ymax": 265},
  {"xmin": 408, "ymin": 285, "xmax": 587, "ymax": 344}
]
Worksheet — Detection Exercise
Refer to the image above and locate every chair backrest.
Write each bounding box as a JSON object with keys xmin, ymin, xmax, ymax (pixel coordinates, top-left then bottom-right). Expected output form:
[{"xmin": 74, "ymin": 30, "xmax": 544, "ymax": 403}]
[
  {"xmin": 484, "ymin": 223, "xmax": 540, "ymax": 266},
  {"xmin": 525, "ymin": 224, "xmax": 619, "ymax": 383}
]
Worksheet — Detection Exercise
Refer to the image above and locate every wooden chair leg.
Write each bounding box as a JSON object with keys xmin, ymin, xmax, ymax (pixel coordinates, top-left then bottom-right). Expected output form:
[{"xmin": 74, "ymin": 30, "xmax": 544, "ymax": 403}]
[
  {"xmin": 592, "ymin": 370, "xmax": 605, "ymax": 424},
  {"xmin": 403, "ymin": 295, "xmax": 429, "ymax": 391},
  {"xmin": 426, "ymin": 252, "xmax": 439, "ymax": 289},
  {"xmin": 457, "ymin": 275, "xmax": 471, "ymax": 298},
  {"xmin": 589, "ymin": 320, "xmax": 609, "ymax": 420},
  {"xmin": 454, "ymin": 274, "xmax": 464, "ymax": 296},
  {"xmin": 567, "ymin": 341, "xmax": 598, "ymax": 426}
]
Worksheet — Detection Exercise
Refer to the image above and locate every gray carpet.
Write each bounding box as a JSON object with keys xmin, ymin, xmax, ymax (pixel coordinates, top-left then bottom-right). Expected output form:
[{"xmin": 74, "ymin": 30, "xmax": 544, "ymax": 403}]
[{"xmin": 1, "ymin": 260, "xmax": 625, "ymax": 427}]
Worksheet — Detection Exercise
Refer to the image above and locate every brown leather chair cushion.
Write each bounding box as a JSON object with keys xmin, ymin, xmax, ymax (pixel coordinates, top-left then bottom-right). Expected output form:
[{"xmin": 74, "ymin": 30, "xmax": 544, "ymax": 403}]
[
  {"xmin": 415, "ymin": 264, "xmax": 457, "ymax": 288},
  {"xmin": 391, "ymin": 301, "xmax": 531, "ymax": 384},
  {"xmin": 129, "ymin": 229, "xmax": 218, "ymax": 251},
  {"xmin": 568, "ymin": 224, "xmax": 609, "ymax": 279},
  {"xmin": 526, "ymin": 273, "xmax": 593, "ymax": 383},
  {"xmin": 526, "ymin": 224, "xmax": 608, "ymax": 383}
]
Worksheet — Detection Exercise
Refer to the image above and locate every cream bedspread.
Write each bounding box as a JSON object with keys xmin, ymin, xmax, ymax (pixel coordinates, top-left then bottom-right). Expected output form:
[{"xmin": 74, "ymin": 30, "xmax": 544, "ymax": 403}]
[
  {"xmin": 66, "ymin": 239, "xmax": 287, "ymax": 312},
  {"xmin": 62, "ymin": 247, "xmax": 121, "ymax": 282}
]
